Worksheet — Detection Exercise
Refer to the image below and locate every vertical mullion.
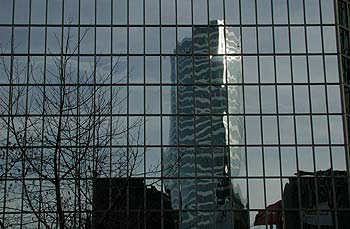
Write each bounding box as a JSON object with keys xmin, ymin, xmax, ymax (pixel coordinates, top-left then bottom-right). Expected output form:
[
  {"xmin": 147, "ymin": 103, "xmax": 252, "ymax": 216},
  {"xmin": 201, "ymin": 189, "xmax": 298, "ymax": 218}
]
[
  {"xmin": 158, "ymin": 0, "xmax": 165, "ymax": 229},
  {"xmin": 159, "ymin": 0, "xmax": 164, "ymax": 227},
  {"xmin": 254, "ymin": 1, "xmax": 268, "ymax": 228},
  {"xmin": 174, "ymin": 0, "xmax": 180, "ymax": 220},
  {"xmin": 335, "ymin": 0, "xmax": 350, "ymax": 211},
  {"xmin": 126, "ymin": 0, "xmax": 130, "ymax": 223},
  {"xmin": 108, "ymin": 0, "xmax": 113, "ymax": 228},
  {"xmin": 58, "ymin": 0, "xmax": 65, "ymax": 227},
  {"xmin": 38, "ymin": 0, "xmax": 49, "ymax": 227},
  {"xmin": 222, "ymin": 0, "xmax": 234, "ymax": 227},
  {"xmin": 238, "ymin": 0, "xmax": 250, "ymax": 226},
  {"xmin": 76, "ymin": 0, "xmax": 82, "ymax": 226},
  {"xmin": 302, "ymin": 2, "xmax": 321, "ymax": 229},
  {"xmin": 73, "ymin": 0, "xmax": 81, "ymax": 227},
  {"xmin": 20, "ymin": 0, "xmax": 32, "ymax": 226},
  {"xmin": 319, "ymin": 1, "xmax": 339, "ymax": 228},
  {"xmin": 143, "ymin": 0, "xmax": 146, "ymax": 228},
  {"xmin": 285, "ymin": 0, "xmax": 303, "ymax": 229},
  {"xmin": 195, "ymin": 0, "xmax": 199, "ymax": 224}
]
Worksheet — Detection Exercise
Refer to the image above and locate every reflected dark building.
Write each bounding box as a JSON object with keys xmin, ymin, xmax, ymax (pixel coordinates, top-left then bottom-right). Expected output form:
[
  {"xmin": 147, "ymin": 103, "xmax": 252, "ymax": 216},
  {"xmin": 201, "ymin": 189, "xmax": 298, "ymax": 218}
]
[
  {"xmin": 283, "ymin": 170, "xmax": 350, "ymax": 229},
  {"xmin": 164, "ymin": 20, "xmax": 247, "ymax": 228},
  {"xmin": 90, "ymin": 178, "xmax": 177, "ymax": 229}
]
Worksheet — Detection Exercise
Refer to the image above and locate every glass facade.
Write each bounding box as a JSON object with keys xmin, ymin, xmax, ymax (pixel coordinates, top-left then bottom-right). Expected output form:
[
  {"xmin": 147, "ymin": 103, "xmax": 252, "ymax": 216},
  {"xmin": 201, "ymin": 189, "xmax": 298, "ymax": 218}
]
[{"xmin": 0, "ymin": 0, "xmax": 348, "ymax": 228}]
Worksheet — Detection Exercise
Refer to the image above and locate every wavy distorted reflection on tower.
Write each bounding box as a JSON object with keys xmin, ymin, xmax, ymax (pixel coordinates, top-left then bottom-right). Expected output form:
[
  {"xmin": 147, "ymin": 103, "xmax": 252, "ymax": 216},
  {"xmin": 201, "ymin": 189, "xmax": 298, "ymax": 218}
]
[{"xmin": 164, "ymin": 20, "xmax": 248, "ymax": 228}]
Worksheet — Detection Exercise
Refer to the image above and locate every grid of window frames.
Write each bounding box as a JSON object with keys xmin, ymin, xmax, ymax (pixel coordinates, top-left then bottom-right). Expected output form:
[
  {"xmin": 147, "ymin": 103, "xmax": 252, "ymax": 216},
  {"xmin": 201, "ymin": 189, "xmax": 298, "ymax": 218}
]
[{"xmin": 0, "ymin": 0, "xmax": 349, "ymax": 228}]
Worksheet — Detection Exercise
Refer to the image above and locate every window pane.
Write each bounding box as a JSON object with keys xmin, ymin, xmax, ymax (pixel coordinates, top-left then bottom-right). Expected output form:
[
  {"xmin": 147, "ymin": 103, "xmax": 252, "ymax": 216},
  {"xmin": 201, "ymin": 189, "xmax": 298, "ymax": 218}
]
[
  {"xmin": 312, "ymin": 116, "xmax": 329, "ymax": 144},
  {"xmin": 257, "ymin": 0, "xmax": 272, "ymax": 24},
  {"xmin": 323, "ymin": 26, "xmax": 337, "ymax": 53},
  {"xmin": 193, "ymin": 0, "xmax": 208, "ymax": 24},
  {"xmin": 310, "ymin": 85, "xmax": 327, "ymax": 113},
  {"xmin": 113, "ymin": 0, "xmax": 127, "ymax": 24},
  {"xmin": 279, "ymin": 116, "xmax": 295, "ymax": 144},
  {"xmin": 145, "ymin": 0, "xmax": 159, "ymax": 24},
  {"xmin": 129, "ymin": 27, "xmax": 143, "ymax": 54},
  {"xmin": 81, "ymin": 0, "xmax": 95, "ymax": 24},
  {"xmin": 246, "ymin": 116, "xmax": 261, "ymax": 145},
  {"xmin": 177, "ymin": 0, "xmax": 192, "ymax": 24},
  {"xmin": 289, "ymin": 0, "xmax": 304, "ymax": 24},
  {"xmin": 325, "ymin": 56, "xmax": 339, "ymax": 83},
  {"xmin": 292, "ymin": 56, "xmax": 307, "ymax": 83},
  {"xmin": 225, "ymin": 0, "xmax": 239, "ymax": 24},
  {"xmin": 241, "ymin": 0, "xmax": 256, "ymax": 25},
  {"xmin": 308, "ymin": 56, "xmax": 324, "ymax": 83},
  {"xmin": 14, "ymin": 0, "xmax": 29, "ymax": 24},
  {"xmin": 258, "ymin": 27, "xmax": 273, "ymax": 53},
  {"xmin": 294, "ymin": 86, "xmax": 310, "ymax": 113},
  {"xmin": 273, "ymin": 0, "xmax": 288, "ymax": 24},
  {"xmin": 65, "ymin": 0, "xmax": 79, "ymax": 24},
  {"xmin": 305, "ymin": 0, "xmax": 320, "ymax": 24},
  {"xmin": 31, "ymin": 0, "xmax": 46, "ymax": 24},
  {"xmin": 0, "ymin": 0, "xmax": 12, "ymax": 24},
  {"xmin": 296, "ymin": 117, "xmax": 312, "ymax": 144},
  {"xmin": 262, "ymin": 116, "xmax": 278, "ymax": 144},
  {"xmin": 307, "ymin": 26, "xmax": 322, "ymax": 53},
  {"xmin": 243, "ymin": 56, "xmax": 258, "ymax": 83},
  {"xmin": 277, "ymin": 86, "xmax": 293, "ymax": 113},
  {"xmin": 242, "ymin": 27, "xmax": 257, "ymax": 54},
  {"xmin": 276, "ymin": 56, "xmax": 291, "ymax": 83},
  {"xmin": 274, "ymin": 27, "xmax": 290, "ymax": 53},
  {"xmin": 161, "ymin": 0, "xmax": 176, "ymax": 24},
  {"xmin": 327, "ymin": 85, "xmax": 342, "ymax": 113},
  {"xmin": 291, "ymin": 27, "xmax": 306, "ymax": 53},
  {"xmin": 209, "ymin": 0, "xmax": 223, "ymax": 21},
  {"xmin": 321, "ymin": 0, "xmax": 335, "ymax": 24},
  {"xmin": 129, "ymin": 0, "xmax": 143, "ymax": 24},
  {"xmin": 261, "ymin": 86, "xmax": 276, "ymax": 114},
  {"xmin": 145, "ymin": 27, "xmax": 160, "ymax": 54},
  {"xmin": 244, "ymin": 86, "xmax": 260, "ymax": 114}
]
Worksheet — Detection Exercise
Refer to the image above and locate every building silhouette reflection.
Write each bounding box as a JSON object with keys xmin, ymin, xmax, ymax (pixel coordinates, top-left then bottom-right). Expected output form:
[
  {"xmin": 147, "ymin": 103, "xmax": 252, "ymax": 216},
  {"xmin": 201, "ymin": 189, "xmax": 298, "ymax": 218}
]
[{"xmin": 89, "ymin": 178, "xmax": 177, "ymax": 229}]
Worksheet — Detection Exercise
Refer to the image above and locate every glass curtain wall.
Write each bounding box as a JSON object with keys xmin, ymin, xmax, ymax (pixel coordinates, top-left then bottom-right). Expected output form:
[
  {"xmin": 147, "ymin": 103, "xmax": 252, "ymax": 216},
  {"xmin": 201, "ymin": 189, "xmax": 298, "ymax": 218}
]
[{"xmin": 0, "ymin": 0, "xmax": 348, "ymax": 228}]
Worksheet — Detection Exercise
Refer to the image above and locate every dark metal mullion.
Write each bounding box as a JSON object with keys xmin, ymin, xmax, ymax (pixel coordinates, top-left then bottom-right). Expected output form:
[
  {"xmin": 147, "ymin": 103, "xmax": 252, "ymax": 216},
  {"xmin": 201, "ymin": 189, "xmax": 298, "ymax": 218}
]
[
  {"xmin": 285, "ymin": 0, "xmax": 303, "ymax": 228},
  {"xmin": 221, "ymin": 0, "xmax": 234, "ymax": 226},
  {"xmin": 37, "ymin": 0, "xmax": 49, "ymax": 227},
  {"xmin": 159, "ymin": 0, "xmax": 164, "ymax": 228},
  {"xmin": 126, "ymin": 0, "xmax": 130, "ymax": 222},
  {"xmin": 0, "ymin": 142, "xmax": 346, "ymax": 148},
  {"xmin": 0, "ymin": 52, "xmax": 341, "ymax": 57},
  {"xmin": 142, "ymin": 1, "xmax": 147, "ymax": 228},
  {"xmin": 19, "ymin": 0, "xmax": 32, "ymax": 226},
  {"xmin": 0, "ymin": 22, "xmax": 339, "ymax": 28},
  {"xmin": 1, "ymin": 174, "xmax": 347, "ymax": 181},
  {"xmin": 91, "ymin": 1, "xmax": 99, "ymax": 226},
  {"xmin": 238, "ymin": 0, "xmax": 250, "ymax": 225},
  {"xmin": 319, "ymin": 1, "xmax": 339, "ymax": 228},
  {"xmin": 56, "ymin": 0, "xmax": 65, "ymax": 227},
  {"xmin": 208, "ymin": 3, "xmax": 217, "ymax": 226},
  {"xmin": 76, "ymin": 0, "xmax": 83, "ymax": 227},
  {"xmin": 303, "ymin": 1, "xmax": 321, "ymax": 228},
  {"xmin": 271, "ymin": 0, "xmax": 291, "ymax": 227},
  {"xmin": 108, "ymin": 0, "xmax": 113, "ymax": 228},
  {"xmin": 254, "ymin": 1, "xmax": 268, "ymax": 228},
  {"xmin": 174, "ymin": 0, "xmax": 181, "ymax": 217},
  {"xmin": 189, "ymin": 0, "xmax": 198, "ymax": 223},
  {"xmin": 334, "ymin": 0, "xmax": 350, "ymax": 210},
  {"xmin": 1, "ymin": 81, "xmax": 344, "ymax": 87}
]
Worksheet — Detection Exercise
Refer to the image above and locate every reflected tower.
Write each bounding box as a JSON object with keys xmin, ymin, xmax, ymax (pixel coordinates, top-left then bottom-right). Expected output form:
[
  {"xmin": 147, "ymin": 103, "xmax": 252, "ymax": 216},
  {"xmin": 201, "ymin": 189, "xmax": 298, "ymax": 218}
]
[{"xmin": 164, "ymin": 20, "xmax": 246, "ymax": 228}]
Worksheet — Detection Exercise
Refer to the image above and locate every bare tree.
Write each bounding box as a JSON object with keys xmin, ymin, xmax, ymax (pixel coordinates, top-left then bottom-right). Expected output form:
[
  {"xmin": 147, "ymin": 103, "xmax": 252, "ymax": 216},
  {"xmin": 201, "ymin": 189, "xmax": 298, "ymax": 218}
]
[{"xmin": 0, "ymin": 27, "xmax": 155, "ymax": 228}]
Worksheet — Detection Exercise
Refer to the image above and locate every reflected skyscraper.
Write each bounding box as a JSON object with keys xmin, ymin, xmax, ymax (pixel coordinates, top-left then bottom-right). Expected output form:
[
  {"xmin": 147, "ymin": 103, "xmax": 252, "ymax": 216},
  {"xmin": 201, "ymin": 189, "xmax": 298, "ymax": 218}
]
[{"xmin": 164, "ymin": 20, "xmax": 247, "ymax": 228}]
